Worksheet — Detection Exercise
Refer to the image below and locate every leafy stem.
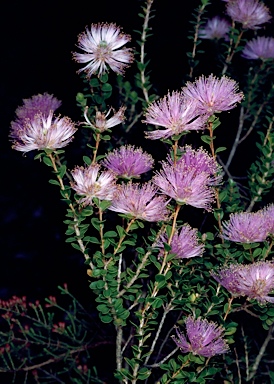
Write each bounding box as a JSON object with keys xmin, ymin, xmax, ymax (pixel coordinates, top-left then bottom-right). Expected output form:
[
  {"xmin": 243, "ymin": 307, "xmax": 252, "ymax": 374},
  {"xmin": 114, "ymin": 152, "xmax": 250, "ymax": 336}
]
[{"xmin": 47, "ymin": 152, "xmax": 94, "ymax": 269}]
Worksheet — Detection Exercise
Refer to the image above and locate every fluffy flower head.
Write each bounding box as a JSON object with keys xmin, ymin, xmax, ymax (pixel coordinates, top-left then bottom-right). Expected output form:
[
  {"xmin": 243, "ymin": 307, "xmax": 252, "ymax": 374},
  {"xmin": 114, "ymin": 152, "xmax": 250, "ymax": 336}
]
[
  {"xmin": 102, "ymin": 145, "xmax": 154, "ymax": 179},
  {"xmin": 73, "ymin": 23, "xmax": 133, "ymax": 77},
  {"xmin": 222, "ymin": 210, "xmax": 268, "ymax": 243},
  {"xmin": 171, "ymin": 145, "xmax": 223, "ymax": 186},
  {"xmin": 157, "ymin": 224, "xmax": 204, "ymax": 259},
  {"xmin": 182, "ymin": 74, "xmax": 244, "ymax": 116},
  {"xmin": 12, "ymin": 111, "xmax": 77, "ymax": 153},
  {"xmin": 173, "ymin": 317, "xmax": 229, "ymax": 357},
  {"xmin": 212, "ymin": 261, "xmax": 274, "ymax": 303},
  {"xmin": 143, "ymin": 91, "xmax": 207, "ymax": 140},
  {"xmin": 242, "ymin": 36, "xmax": 274, "ymax": 60},
  {"xmin": 10, "ymin": 93, "xmax": 61, "ymax": 139},
  {"xmin": 226, "ymin": 0, "xmax": 271, "ymax": 30},
  {"xmin": 71, "ymin": 163, "xmax": 117, "ymax": 206},
  {"xmin": 108, "ymin": 182, "xmax": 169, "ymax": 222},
  {"xmin": 199, "ymin": 16, "xmax": 230, "ymax": 40},
  {"xmin": 153, "ymin": 160, "xmax": 215, "ymax": 210}
]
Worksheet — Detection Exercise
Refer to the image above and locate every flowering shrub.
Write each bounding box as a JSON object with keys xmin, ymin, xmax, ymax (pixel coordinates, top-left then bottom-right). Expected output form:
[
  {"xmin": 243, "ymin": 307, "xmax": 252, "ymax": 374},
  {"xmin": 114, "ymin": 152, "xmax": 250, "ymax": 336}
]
[{"xmin": 4, "ymin": 0, "xmax": 274, "ymax": 382}]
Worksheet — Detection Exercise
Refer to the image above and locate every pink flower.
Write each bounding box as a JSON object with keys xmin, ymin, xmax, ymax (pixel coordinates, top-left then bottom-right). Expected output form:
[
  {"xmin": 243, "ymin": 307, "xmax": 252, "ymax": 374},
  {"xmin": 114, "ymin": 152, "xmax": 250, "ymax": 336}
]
[
  {"xmin": 12, "ymin": 111, "xmax": 77, "ymax": 153},
  {"xmin": 157, "ymin": 224, "xmax": 204, "ymax": 259},
  {"xmin": 226, "ymin": 0, "xmax": 271, "ymax": 30},
  {"xmin": 143, "ymin": 91, "xmax": 207, "ymax": 140},
  {"xmin": 242, "ymin": 36, "xmax": 274, "ymax": 60},
  {"xmin": 102, "ymin": 145, "xmax": 154, "ymax": 179},
  {"xmin": 199, "ymin": 16, "xmax": 230, "ymax": 40},
  {"xmin": 84, "ymin": 106, "xmax": 126, "ymax": 132},
  {"xmin": 171, "ymin": 145, "xmax": 223, "ymax": 186},
  {"xmin": 173, "ymin": 317, "xmax": 229, "ymax": 357},
  {"xmin": 182, "ymin": 74, "xmax": 244, "ymax": 116},
  {"xmin": 211, "ymin": 261, "xmax": 274, "ymax": 303},
  {"xmin": 153, "ymin": 160, "xmax": 215, "ymax": 210},
  {"xmin": 73, "ymin": 23, "xmax": 133, "ymax": 77},
  {"xmin": 222, "ymin": 210, "xmax": 268, "ymax": 243},
  {"xmin": 71, "ymin": 163, "xmax": 117, "ymax": 206},
  {"xmin": 10, "ymin": 93, "xmax": 61, "ymax": 139},
  {"xmin": 263, "ymin": 204, "xmax": 274, "ymax": 235},
  {"xmin": 108, "ymin": 182, "xmax": 169, "ymax": 222}
]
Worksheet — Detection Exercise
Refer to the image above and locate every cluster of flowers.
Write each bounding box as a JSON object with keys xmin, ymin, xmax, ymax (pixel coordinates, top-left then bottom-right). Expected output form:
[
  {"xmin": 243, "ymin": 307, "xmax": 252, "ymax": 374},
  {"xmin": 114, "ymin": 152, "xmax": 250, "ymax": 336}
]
[
  {"xmin": 200, "ymin": 0, "xmax": 274, "ymax": 61},
  {"xmin": 10, "ymin": 6, "xmax": 274, "ymax": 359}
]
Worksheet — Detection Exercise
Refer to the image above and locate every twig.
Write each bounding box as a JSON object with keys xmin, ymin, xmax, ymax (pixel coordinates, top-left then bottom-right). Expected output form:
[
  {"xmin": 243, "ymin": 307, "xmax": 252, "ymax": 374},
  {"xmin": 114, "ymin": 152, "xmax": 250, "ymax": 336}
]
[{"xmin": 248, "ymin": 325, "xmax": 274, "ymax": 381}]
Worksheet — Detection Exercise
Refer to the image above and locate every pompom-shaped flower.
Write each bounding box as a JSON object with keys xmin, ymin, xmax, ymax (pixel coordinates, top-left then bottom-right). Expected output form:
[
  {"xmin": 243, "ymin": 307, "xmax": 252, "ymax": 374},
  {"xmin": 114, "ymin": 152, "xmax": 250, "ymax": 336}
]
[
  {"xmin": 157, "ymin": 225, "xmax": 204, "ymax": 259},
  {"xmin": 84, "ymin": 106, "xmax": 126, "ymax": 132},
  {"xmin": 242, "ymin": 36, "xmax": 274, "ymax": 60},
  {"xmin": 226, "ymin": 0, "xmax": 271, "ymax": 30},
  {"xmin": 143, "ymin": 91, "xmax": 207, "ymax": 140},
  {"xmin": 102, "ymin": 145, "xmax": 154, "ymax": 179},
  {"xmin": 211, "ymin": 261, "xmax": 274, "ymax": 303},
  {"xmin": 153, "ymin": 161, "xmax": 215, "ymax": 210},
  {"xmin": 71, "ymin": 163, "xmax": 117, "ymax": 206},
  {"xmin": 108, "ymin": 182, "xmax": 169, "ymax": 222},
  {"xmin": 73, "ymin": 23, "xmax": 134, "ymax": 77},
  {"xmin": 12, "ymin": 111, "xmax": 77, "ymax": 153},
  {"xmin": 222, "ymin": 210, "xmax": 268, "ymax": 243},
  {"xmin": 199, "ymin": 16, "xmax": 230, "ymax": 40},
  {"xmin": 10, "ymin": 93, "xmax": 62, "ymax": 139},
  {"xmin": 182, "ymin": 74, "xmax": 244, "ymax": 116},
  {"xmin": 173, "ymin": 145, "xmax": 223, "ymax": 186},
  {"xmin": 173, "ymin": 317, "xmax": 229, "ymax": 357}
]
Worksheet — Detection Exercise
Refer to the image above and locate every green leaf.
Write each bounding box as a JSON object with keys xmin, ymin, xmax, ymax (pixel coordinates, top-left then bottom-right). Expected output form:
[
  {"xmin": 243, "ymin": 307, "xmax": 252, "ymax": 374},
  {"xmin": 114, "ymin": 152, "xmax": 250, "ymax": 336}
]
[
  {"xmin": 58, "ymin": 164, "xmax": 66, "ymax": 178},
  {"xmin": 97, "ymin": 304, "xmax": 109, "ymax": 314},
  {"xmin": 104, "ymin": 231, "xmax": 118, "ymax": 238},
  {"xmin": 116, "ymin": 225, "xmax": 125, "ymax": 238},
  {"xmin": 43, "ymin": 156, "xmax": 53, "ymax": 167},
  {"xmin": 102, "ymin": 83, "xmax": 112, "ymax": 92},
  {"xmin": 151, "ymin": 297, "xmax": 163, "ymax": 309},
  {"xmin": 83, "ymin": 236, "xmax": 100, "ymax": 244},
  {"xmin": 215, "ymin": 147, "xmax": 227, "ymax": 154},
  {"xmin": 200, "ymin": 135, "xmax": 212, "ymax": 145},
  {"xmin": 90, "ymin": 78, "xmax": 100, "ymax": 87},
  {"xmin": 99, "ymin": 314, "xmax": 112, "ymax": 323},
  {"xmin": 100, "ymin": 73, "xmax": 109, "ymax": 83},
  {"xmin": 49, "ymin": 179, "xmax": 60, "ymax": 186},
  {"xmin": 83, "ymin": 156, "xmax": 92, "ymax": 165}
]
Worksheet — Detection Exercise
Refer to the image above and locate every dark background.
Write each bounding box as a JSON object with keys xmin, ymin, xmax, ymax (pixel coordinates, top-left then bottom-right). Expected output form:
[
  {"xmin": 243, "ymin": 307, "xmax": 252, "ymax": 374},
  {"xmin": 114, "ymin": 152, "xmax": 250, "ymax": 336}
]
[{"xmin": 1, "ymin": 0, "xmax": 274, "ymax": 302}]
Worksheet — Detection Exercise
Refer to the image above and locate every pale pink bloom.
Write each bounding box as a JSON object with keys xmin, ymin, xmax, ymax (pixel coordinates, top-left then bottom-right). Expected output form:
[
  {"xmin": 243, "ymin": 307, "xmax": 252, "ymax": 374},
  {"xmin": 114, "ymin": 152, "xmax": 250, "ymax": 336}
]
[
  {"xmin": 84, "ymin": 106, "xmax": 126, "ymax": 132},
  {"xmin": 10, "ymin": 93, "xmax": 61, "ymax": 139},
  {"xmin": 73, "ymin": 23, "xmax": 133, "ymax": 77},
  {"xmin": 212, "ymin": 261, "xmax": 274, "ymax": 303},
  {"xmin": 242, "ymin": 36, "xmax": 274, "ymax": 60},
  {"xmin": 173, "ymin": 317, "xmax": 229, "ymax": 357},
  {"xmin": 263, "ymin": 204, "xmax": 274, "ymax": 235},
  {"xmin": 153, "ymin": 161, "xmax": 215, "ymax": 210},
  {"xmin": 157, "ymin": 224, "xmax": 204, "ymax": 259},
  {"xmin": 71, "ymin": 163, "xmax": 117, "ymax": 206},
  {"xmin": 182, "ymin": 74, "xmax": 244, "ymax": 116},
  {"xmin": 108, "ymin": 182, "xmax": 169, "ymax": 222},
  {"xmin": 170, "ymin": 145, "xmax": 223, "ymax": 186},
  {"xmin": 143, "ymin": 91, "xmax": 207, "ymax": 140},
  {"xmin": 222, "ymin": 210, "xmax": 268, "ymax": 243},
  {"xmin": 12, "ymin": 111, "xmax": 77, "ymax": 153},
  {"xmin": 226, "ymin": 0, "xmax": 271, "ymax": 30},
  {"xmin": 199, "ymin": 16, "xmax": 230, "ymax": 40},
  {"xmin": 102, "ymin": 145, "xmax": 154, "ymax": 179}
]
